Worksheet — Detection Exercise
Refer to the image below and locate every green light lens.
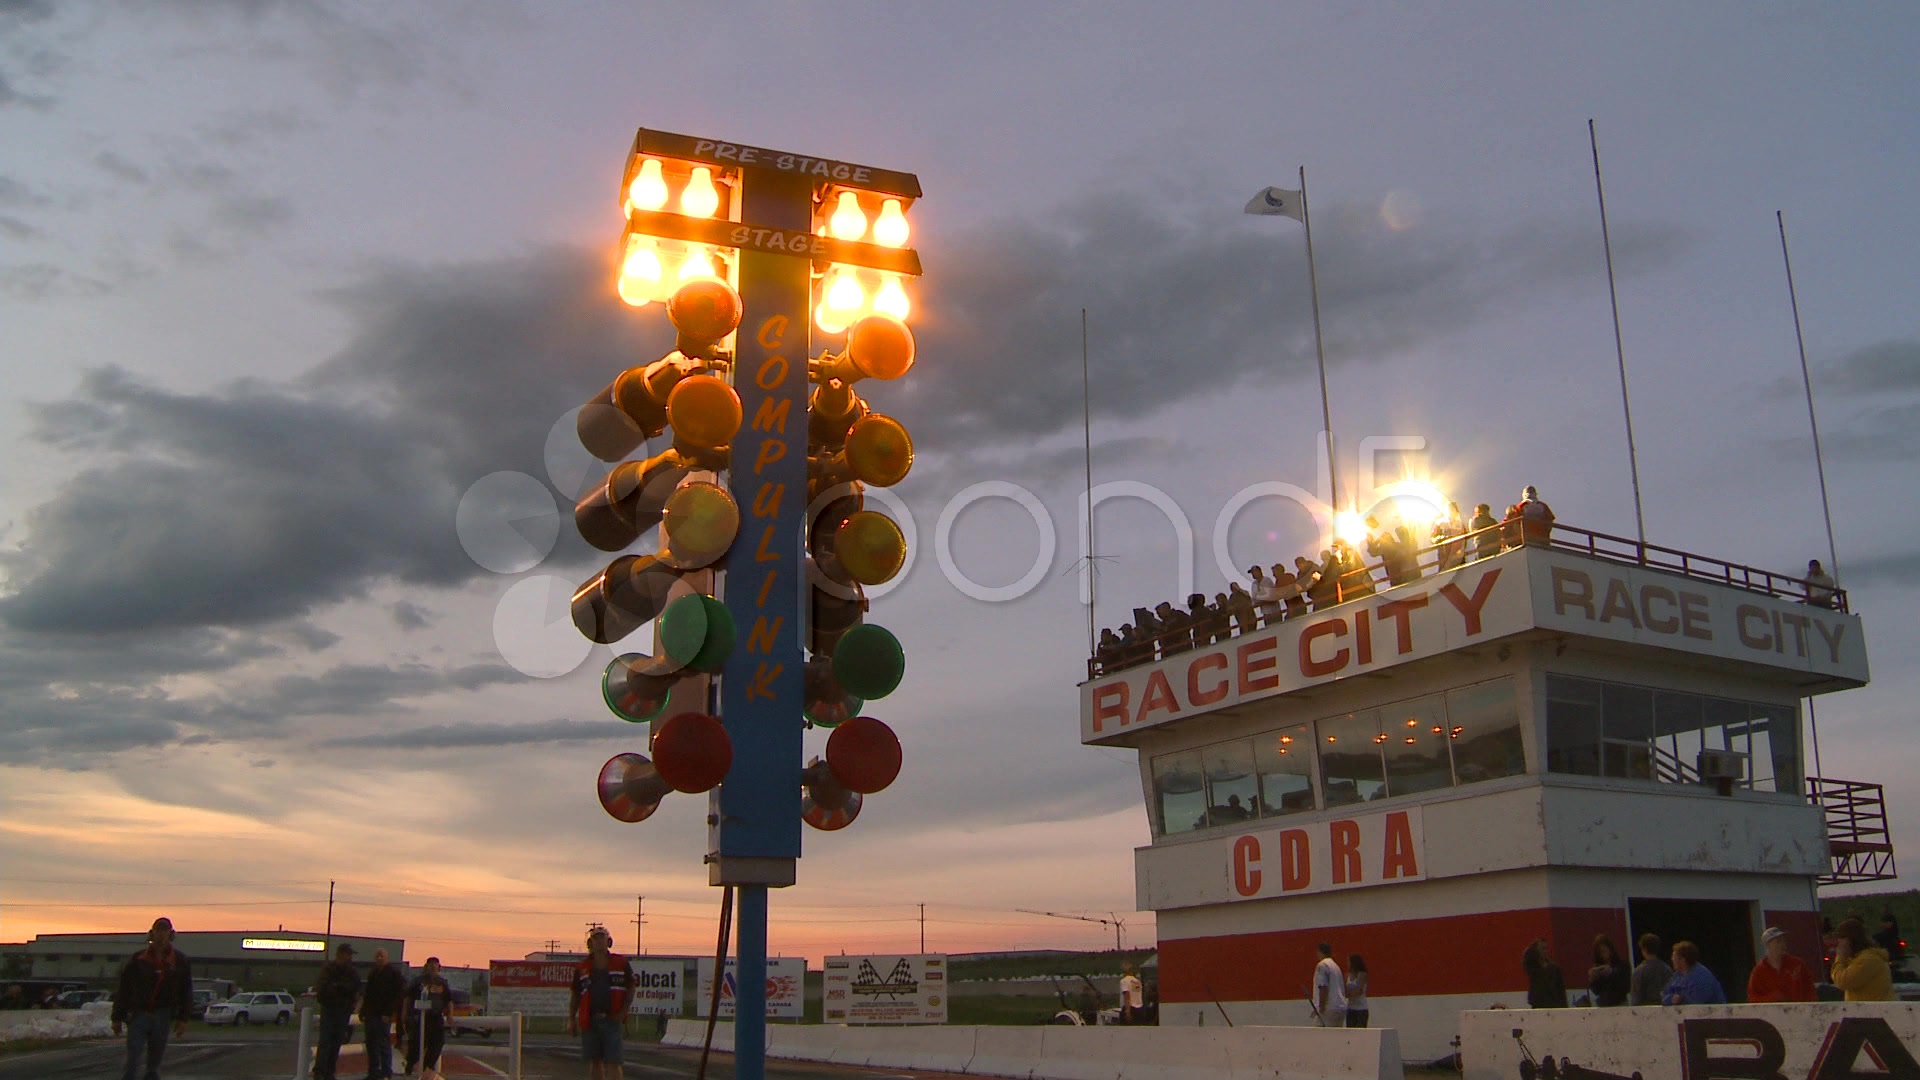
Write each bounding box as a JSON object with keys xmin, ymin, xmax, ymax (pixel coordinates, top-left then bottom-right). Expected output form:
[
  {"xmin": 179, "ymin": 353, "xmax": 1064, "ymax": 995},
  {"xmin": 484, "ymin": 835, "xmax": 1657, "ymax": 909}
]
[
  {"xmin": 601, "ymin": 653, "xmax": 669, "ymax": 723},
  {"xmin": 660, "ymin": 593, "xmax": 735, "ymax": 673},
  {"xmin": 832, "ymin": 623, "xmax": 905, "ymax": 700}
]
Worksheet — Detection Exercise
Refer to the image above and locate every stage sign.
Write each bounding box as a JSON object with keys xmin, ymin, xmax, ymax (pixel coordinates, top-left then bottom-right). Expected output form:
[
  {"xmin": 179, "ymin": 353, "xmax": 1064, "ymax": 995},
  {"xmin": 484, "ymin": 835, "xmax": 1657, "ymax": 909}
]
[{"xmin": 823, "ymin": 954, "xmax": 947, "ymax": 1025}]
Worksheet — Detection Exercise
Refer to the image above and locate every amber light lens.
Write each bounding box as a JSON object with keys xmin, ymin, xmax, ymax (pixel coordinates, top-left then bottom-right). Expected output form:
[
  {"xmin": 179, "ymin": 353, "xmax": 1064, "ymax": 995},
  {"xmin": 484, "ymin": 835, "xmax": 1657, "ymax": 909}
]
[
  {"xmin": 845, "ymin": 314, "xmax": 915, "ymax": 380},
  {"xmin": 845, "ymin": 415, "xmax": 913, "ymax": 487},
  {"xmin": 660, "ymin": 482, "xmax": 740, "ymax": 570},
  {"xmin": 666, "ymin": 375, "xmax": 742, "ymax": 450},
  {"xmin": 667, "ymin": 279, "xmax": 742, "ymax": 343},
  {"xmin": 835, "ymin": 510, "xmax": 906, "ymax": 586}
]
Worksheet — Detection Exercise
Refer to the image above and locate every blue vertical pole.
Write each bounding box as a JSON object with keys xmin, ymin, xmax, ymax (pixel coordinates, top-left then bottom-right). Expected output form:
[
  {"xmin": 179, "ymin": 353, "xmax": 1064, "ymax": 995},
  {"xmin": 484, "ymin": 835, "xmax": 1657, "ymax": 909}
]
[
  {"xmin": 721, "ymin": 162, "xmax": 809, "ymax": 1080},
  {"xmin": 735, "ymin": 885, "xmax": 769, "ymax": 1080}
]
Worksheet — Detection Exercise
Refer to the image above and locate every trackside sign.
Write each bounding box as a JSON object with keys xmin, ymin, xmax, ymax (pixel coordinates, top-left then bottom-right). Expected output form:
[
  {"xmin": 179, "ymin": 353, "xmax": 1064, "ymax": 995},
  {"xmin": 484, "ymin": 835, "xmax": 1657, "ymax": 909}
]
[{"xmin": 823, "ymin": 954, "xmax": 947, "ymax": 1025}]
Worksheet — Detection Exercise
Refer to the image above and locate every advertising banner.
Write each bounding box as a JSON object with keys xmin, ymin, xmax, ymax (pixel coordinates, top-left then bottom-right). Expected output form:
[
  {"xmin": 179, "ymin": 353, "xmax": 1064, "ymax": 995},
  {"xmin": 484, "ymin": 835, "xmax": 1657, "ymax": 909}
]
[
  {"xmin": 822, "ymin": 954, "xmax": 947, "ymax": 1025},
  {"xmin": 629, "ymin": 959, "xmax": 685, "ymax": 1015},
  {"xmin": 694, "ymin": 957, "xmax": 805, "ymax": 1019},
  {"xmin": 489, "ymin": 958, "xmax": 688, "ymax": 1017},
  {"xmin": 488, "ymin": 960, "xmax": 573, "ymax": 1018}
]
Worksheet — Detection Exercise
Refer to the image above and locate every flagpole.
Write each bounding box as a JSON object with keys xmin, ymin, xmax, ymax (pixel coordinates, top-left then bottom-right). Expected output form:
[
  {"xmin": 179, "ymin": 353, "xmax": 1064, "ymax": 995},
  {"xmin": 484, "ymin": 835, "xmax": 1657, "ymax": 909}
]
[
  {"xmin": 1299, "ymin": 165, "xmax": 1339, "ymax": 513},
  {"xmin": 1588, "ymin": 119, "xmax": 1647, "ymax": 549},
  {"xmin": 1776, "ymin": 212, "xmax": 1839, "ymax": 579},
  {"xmin": 1777, "ymin": 209, "xmax": 1832, "ymax": 784},
  {"xmin": 1082, "ymin": 307, "xmax": 1097, "ymax": 656}
]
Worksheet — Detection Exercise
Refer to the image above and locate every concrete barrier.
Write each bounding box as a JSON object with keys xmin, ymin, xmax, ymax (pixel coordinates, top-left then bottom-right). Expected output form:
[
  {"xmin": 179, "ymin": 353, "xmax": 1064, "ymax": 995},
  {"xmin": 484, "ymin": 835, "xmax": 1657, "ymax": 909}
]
[
  {"xmin": 1221, "ymin": 1026, "xmax": 1403, "ymax": 1080},
  {"xmin": 833, "ymin": 1023, "xmax": 981, "ymax": 1074},
  {"xmin": 1461, "ymin": 1002, "xmax": 1920, "ymax": 1080},
  {"xmin": 768, "ymin": 1023, "xmax": 840, "ymax": 1062},
  {"xmin": 969, "ymin": 1024, "xmax": 1047, "ymax": 1078},
  {"xmin": 661, "ymin": 1021, "xmax": 1401, "ymax": 1080}
]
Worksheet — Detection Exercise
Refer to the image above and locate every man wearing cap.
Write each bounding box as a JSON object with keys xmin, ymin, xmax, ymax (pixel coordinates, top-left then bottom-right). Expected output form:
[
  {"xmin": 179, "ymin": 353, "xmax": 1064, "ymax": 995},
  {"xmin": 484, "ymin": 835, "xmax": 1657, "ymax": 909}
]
[
  {"xmin": 569, "ymin": 927, "xmax": 637, "ymax": 1080},
  {"xmin": 314, "ymin": 942, "xmax": 363, "ymax": 1080},
  {"xmin": 1748, "ymin": 927, "xmax": 1817, "ymax": 1003},
  {"xmin": 112, "ymin": 916, "xmax": 193, "ymax": 1080}
]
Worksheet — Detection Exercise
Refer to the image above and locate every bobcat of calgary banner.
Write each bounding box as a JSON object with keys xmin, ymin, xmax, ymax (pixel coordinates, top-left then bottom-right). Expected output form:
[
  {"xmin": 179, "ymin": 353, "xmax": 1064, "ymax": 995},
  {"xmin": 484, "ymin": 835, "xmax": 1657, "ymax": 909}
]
[{"xmin": 823, "ymin": 954, "xmax": 947, "ymax": 1024}]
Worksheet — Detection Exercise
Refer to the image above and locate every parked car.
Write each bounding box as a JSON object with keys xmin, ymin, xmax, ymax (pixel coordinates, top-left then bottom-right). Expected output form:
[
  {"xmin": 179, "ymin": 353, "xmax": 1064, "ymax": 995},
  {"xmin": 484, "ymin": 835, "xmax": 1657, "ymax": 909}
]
[
  {"xmin": 52, "ymin": 989, "xmax": 111, "ymax": 1010},
  {"xmin": 188, "ymin": 988, "xmax": 219, "ymax": 1020},
  {"xmin": 203, "ymin": 991, "xmax": 296, "ymax": 1026}
]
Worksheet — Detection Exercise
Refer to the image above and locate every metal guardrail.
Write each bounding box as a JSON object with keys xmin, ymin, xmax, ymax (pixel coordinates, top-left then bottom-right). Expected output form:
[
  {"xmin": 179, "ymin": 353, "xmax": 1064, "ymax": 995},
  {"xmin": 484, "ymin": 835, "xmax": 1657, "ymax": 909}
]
[
  {"xmin": 1810, "ymin": 776, "xmax": 1896, "ymax": 885},
  {"xmin": 1088, "ymin": 520, "xmax": 1848, "ymax": 678}
]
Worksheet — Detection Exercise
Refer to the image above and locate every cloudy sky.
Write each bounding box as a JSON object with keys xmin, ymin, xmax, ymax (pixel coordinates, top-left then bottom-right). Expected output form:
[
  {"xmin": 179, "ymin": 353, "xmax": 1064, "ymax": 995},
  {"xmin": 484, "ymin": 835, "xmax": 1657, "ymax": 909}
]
[{"xmin": 3, "ymin": 2, "xmax": 1918, "ymax": 968}]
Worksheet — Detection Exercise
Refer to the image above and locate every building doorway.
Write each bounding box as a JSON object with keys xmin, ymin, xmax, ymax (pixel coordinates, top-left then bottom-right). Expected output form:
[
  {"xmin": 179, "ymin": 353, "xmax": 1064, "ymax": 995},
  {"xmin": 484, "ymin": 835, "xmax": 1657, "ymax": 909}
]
[{"xmin": 1628, "ymin": 898, "xmax": 1755, "ymax": 1002}]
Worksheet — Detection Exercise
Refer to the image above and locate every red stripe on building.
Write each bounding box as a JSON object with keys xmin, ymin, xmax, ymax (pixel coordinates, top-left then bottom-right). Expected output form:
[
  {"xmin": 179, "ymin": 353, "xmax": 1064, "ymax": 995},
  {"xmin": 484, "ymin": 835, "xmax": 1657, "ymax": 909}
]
[{"xmin": 1159, "ymin": 906, "xmax": 1630, "ymax": 1001}]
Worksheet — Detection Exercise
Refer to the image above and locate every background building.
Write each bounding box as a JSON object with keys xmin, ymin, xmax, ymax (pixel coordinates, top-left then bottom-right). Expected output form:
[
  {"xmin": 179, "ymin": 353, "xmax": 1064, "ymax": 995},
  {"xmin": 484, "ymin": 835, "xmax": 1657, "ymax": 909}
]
[{"xmin": 14, "ymin": 929, "xmax": 403, "ymax": 992}]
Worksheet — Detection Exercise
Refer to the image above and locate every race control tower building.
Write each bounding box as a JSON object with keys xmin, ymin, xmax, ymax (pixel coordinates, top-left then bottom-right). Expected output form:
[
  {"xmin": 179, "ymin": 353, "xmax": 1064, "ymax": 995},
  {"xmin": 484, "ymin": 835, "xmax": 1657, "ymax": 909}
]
[{"xmin": 1079, "ymin": 524, "xmax": 1881, "ymax": 1060}]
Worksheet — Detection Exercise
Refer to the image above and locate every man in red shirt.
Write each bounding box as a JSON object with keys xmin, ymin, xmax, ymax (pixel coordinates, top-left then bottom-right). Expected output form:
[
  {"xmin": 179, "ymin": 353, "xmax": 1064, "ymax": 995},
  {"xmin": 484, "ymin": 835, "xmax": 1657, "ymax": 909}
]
[
  {"xmin": 568, "ymin": 927, "xmax": 637, "ymax": 1080},
  {"xmin": 1748, "ymin": 926, "xmax": 1818, "ymax": 1003},
  {"xmin": 112, "ymin": 916, "xmax": 193, "ymax": 1080}
]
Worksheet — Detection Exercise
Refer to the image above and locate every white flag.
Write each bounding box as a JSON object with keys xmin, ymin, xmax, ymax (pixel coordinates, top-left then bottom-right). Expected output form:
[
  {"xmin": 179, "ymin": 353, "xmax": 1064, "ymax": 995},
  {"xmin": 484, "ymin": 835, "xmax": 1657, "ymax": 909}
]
[{"xmin": 1244, "ymin": 186, "xmax": 1305, "ymax": 222}]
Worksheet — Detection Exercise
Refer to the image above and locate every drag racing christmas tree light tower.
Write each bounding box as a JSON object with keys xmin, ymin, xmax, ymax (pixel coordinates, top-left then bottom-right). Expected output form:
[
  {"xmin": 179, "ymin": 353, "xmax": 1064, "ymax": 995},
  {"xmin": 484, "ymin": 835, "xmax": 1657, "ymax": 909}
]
[{"xmin": 573, "ymin": 128, "xmax": 923, "ymax": 1080}]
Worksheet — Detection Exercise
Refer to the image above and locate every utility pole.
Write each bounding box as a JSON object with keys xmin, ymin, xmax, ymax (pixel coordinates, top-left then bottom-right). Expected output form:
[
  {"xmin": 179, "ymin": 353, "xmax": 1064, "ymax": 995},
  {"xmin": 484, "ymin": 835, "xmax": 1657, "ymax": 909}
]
[
  {"xmin": 633, "ymin": 896, "xmax": 645, "ymax": 955},
  {"xmin": 919, "ymin": 903, "xmax": 926, "ymax": 954},
  {"xmin": 326, "ymin": 881, "xmax": 335, "ymax": 939}
]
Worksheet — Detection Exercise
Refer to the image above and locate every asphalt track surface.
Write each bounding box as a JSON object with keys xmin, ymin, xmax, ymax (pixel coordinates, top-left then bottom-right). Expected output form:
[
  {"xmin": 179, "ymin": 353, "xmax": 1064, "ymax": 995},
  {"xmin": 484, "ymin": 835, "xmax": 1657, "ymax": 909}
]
[{"xmin": 0, "ymin": 1031, "xmax": 974, "ymax": 1080}]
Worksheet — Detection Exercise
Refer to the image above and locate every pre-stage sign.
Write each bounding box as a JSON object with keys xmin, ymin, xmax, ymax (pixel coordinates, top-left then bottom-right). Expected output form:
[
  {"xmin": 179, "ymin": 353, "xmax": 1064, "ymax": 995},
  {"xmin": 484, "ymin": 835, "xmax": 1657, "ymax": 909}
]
[{"xmin": 823, "ymin": 954, "xmax": 947, "ymax": 1025}]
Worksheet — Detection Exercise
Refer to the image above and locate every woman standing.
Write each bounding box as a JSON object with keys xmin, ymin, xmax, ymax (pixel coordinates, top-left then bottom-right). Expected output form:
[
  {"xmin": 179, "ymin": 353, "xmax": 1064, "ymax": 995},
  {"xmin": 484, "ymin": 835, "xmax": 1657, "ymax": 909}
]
[
  {"xmin": 1831, "ymin": 918, "xmax": 1896, "ymax": 1001},
  {"xmin": 1587, "ymin": 935, "xmax": 1631, "ymax": 1007},
  {"xmin": 1523, "ymin": 939, "xmax": 1568, "ymax": 1008},
  {"xmin": 1344, "ymin": 955, "xmax": 1370, "ymax": 1028}
]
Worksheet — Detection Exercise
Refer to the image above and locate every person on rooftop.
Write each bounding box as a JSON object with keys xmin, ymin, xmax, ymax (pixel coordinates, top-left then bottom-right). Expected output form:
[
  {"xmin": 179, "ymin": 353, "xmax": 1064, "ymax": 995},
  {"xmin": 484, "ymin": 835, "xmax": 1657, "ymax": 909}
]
[
  {"xmin": 1250, "ymin": 566, "xmax": 1281, "ymax": 626},
  {"xmin": 1804, "ymin": 559, "xmax": 1838, "ymax": 608},
  {"xmin": 1470, "ymin": 503, "xmax": 1501, "ymax": 561},
  {"xmin": 1434, "ymin": 501, "xmax": 1467, "ymax": 570},
  {"xmin": 1307, "ymin": 551, "xmax": 1340, "ymax": 609},
  {"xmin": 1383, "ymin": 523, "xmax": 1421, "ymax": 586},
  {"xmin": 1228, "ymin": 582, "xmax": 1257, "ymax": 635},
  {"xmin": 1275, "ymin": 561, "xmax": 1308, "ymax": 619},
  {"xmin": 1153, "ymin": 601, "xmax": 1186, "ymax": 657},
  {"xmin": 1517, "ymin": 486, "xmax": 1556, "ymax": 546}
]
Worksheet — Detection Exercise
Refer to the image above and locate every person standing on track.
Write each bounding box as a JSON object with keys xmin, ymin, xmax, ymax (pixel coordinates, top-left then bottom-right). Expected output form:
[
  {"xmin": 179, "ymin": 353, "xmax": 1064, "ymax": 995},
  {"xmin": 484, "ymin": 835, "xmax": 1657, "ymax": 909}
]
[
  {"xmin": 112, "ymin": 916, "xmax": 193, "ymax": 1080},
  {"xmin": 402, "ymin": 956, "xmax": 452, "ymax": 1077},
  {"xmin": 569, "ymin": 926, "xmax": 637, "ymax": 1080},
  {"xmin": 361, "ymin": 947, "xmax": 407, "ymax": 1080},
  {"xmin": 313, "ymin": 942, "xmax": 362, "ymax": 1080},
  {"xmin": 1311, "ymin": 942, "xmax": 1347, "ymax": 1027}
]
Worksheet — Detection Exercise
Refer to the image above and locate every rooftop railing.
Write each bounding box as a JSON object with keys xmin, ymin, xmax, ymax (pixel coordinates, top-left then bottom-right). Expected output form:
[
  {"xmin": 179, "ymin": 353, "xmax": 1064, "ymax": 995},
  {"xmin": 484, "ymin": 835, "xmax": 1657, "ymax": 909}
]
[
  {"xmin": 1088, "ymin": 520, "xmax": 1848, "ymax": 678},
  {"xmin": 1810, "ymin": 776, "xmax": 1897, "ymax": 885}
]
